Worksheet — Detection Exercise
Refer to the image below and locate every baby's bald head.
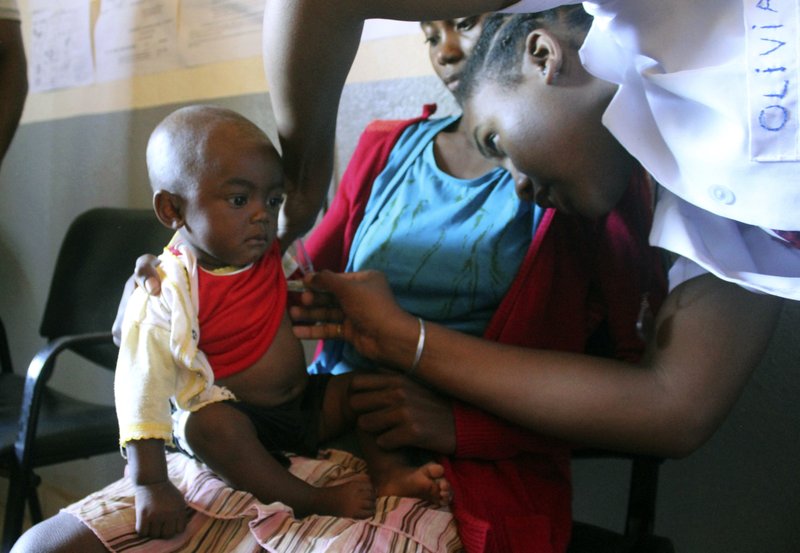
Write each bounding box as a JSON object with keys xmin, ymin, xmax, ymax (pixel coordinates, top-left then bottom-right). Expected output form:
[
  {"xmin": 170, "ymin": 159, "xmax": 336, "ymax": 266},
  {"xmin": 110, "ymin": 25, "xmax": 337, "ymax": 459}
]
[{"xmin": 146, "ymin": 105, "xmax": 277, "ymax": 195}]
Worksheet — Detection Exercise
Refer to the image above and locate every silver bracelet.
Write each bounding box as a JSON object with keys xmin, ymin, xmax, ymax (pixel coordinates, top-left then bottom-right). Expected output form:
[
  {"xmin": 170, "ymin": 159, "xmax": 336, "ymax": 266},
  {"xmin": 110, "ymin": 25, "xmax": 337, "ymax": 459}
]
[{"xmin": 409, "ymin": 318, "xmax": 426, "ymax": 375}]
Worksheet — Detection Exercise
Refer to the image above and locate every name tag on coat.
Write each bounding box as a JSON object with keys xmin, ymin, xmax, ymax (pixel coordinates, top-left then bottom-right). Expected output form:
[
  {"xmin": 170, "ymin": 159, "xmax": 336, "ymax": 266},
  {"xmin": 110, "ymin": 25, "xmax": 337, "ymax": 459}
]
[{"xmin": 745, "ymin": 0, "xmax": 800, "ymax": 161}]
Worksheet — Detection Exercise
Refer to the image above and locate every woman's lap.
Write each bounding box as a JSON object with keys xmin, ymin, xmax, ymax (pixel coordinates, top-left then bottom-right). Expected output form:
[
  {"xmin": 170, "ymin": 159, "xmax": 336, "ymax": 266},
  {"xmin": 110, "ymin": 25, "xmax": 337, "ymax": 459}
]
[{"xmin": 54, "ymin": 450, "xmax": 460, "ymax": 553}]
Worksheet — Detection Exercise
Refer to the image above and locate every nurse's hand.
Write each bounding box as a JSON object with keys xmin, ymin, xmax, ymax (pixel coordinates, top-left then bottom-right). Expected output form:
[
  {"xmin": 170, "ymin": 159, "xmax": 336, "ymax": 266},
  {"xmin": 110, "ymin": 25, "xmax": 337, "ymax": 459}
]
[{"xmin": 290, "ymin": 270, "xmax": 420, "ymax": 370}]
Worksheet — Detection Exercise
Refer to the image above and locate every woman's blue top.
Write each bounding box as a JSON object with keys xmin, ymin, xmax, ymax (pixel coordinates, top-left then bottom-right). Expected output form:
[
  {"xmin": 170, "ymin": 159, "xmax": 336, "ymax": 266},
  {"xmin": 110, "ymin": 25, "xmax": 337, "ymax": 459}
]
[{"xmin": 309, "ymin": 116, "xmax": 542, "ymax": 374}]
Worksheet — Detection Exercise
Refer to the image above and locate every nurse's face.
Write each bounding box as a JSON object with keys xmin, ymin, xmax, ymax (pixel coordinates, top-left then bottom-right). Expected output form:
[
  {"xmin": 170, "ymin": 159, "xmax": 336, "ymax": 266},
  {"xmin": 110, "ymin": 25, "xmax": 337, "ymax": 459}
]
[{"xmin": 465, "ymin": 65, "xmax": 634, "ymax": 218}]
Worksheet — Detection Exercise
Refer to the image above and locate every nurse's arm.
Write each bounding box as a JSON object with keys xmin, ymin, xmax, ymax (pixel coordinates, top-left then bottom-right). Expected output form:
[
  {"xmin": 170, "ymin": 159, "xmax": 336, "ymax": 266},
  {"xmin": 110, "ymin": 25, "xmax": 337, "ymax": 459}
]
[
  {"xmin": 412, "ymin": 274, "xmax": 784, "ymax": 457},
  {"xmin": 262, "ymin": 0, "xmax": 517, "ymax": 242}
]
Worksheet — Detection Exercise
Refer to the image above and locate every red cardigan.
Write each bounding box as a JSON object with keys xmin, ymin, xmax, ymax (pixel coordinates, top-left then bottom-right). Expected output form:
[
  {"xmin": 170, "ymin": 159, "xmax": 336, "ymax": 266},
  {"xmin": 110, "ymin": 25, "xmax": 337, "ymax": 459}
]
[{"xmin": 305, "ymin": 106, "xmax": 666, "ymax": 553}]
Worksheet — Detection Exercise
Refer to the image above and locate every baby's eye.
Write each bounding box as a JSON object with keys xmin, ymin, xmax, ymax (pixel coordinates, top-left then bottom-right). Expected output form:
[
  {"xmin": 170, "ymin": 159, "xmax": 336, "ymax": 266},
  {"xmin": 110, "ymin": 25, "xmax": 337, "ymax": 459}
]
[
  {"xmin": 228, "ymin": 195, "xmax": 248, "ymax": 207},
  {"xmin": 268, "ymin": 195, "xmax": 285, "ymax": 209}
]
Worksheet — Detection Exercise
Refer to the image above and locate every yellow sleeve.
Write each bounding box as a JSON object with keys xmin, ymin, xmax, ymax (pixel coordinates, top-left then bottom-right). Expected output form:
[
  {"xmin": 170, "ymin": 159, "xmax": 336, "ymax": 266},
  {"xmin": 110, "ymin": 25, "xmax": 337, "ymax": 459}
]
[{"xmin": 114, "ymin": 289, "xmax": 177, "ymax": 448}]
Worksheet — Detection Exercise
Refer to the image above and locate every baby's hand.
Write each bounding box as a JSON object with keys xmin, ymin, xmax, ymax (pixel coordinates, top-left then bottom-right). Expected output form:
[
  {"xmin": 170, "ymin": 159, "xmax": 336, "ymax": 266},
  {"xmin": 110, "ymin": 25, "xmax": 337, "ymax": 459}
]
[{"xmin": 133, "ymin": 480, "xmax": 188, "ymax": 539}]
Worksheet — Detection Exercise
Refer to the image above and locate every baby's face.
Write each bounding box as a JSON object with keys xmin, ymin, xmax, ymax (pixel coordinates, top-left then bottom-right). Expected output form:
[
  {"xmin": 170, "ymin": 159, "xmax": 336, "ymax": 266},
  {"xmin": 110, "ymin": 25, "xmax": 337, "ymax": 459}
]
[{"xmin": 181, "ymin": 134, "xmax": 285, "ymax": 270}]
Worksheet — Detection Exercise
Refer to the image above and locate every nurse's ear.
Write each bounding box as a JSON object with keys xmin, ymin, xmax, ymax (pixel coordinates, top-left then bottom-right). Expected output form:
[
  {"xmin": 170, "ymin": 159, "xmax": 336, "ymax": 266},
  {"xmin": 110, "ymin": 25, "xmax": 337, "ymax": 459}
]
[{"xmin": 522, "ymin": 28, "xmax": 563, "ymax": 85}]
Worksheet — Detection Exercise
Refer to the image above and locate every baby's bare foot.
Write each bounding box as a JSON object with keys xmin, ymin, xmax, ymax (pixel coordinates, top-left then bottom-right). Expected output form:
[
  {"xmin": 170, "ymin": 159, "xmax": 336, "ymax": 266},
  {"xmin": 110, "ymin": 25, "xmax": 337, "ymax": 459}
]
[
  {"xmin": 376, "ymin": 462, "xmax": 452, "ymax": 507},
  {"xmin": 311, "ymin": 474, "xmax": 375, "ymax": 518}
]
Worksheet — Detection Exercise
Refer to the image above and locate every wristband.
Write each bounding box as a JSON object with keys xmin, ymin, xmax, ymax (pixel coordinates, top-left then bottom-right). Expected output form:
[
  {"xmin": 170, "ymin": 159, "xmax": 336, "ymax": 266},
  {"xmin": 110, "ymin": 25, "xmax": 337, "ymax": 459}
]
[{"xmin": 409, "ymin": 318, "xmax": 426, "ymax": 375}]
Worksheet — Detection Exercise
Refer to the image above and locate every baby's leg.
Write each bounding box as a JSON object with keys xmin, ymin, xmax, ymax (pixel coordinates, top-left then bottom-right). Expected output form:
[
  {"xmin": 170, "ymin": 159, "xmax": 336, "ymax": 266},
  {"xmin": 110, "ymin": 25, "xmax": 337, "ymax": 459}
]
[
  {"xmin": 319, "ymin": 376, "xmax": 450, "ymax": 507},
  {"xmin": 316, "ymin": 373, "xmax": 357, "ymax": 441},
  {"xmin": 184, "ymin": 402, "xmax": 374, "ymax": 519}
]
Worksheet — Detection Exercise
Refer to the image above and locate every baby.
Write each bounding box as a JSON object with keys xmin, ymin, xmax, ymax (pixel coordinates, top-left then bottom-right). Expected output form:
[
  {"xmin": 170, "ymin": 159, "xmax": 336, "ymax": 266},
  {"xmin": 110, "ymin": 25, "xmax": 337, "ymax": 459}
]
[{"xmin": 114, "ymin": 105, "xmax": 377, "ymax": 539}]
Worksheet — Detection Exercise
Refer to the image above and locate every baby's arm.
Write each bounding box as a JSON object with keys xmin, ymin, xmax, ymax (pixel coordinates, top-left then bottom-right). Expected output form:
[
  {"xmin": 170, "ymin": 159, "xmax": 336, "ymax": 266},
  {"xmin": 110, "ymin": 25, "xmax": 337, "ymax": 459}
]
[
  {"xmin": 115, "ymin": 283, "xmax": 188, "ymax": 537},
  {"xmin": 126, "ymin": 439, "xmax": 187, "ymax": 539}
]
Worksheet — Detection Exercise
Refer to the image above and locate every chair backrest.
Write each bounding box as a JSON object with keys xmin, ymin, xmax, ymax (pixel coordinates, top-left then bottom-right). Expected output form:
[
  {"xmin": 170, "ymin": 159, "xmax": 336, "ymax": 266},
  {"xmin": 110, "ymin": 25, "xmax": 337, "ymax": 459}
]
[{"xmin": 38, "ymin": 207, "xmax": 174, "ymax": 369}]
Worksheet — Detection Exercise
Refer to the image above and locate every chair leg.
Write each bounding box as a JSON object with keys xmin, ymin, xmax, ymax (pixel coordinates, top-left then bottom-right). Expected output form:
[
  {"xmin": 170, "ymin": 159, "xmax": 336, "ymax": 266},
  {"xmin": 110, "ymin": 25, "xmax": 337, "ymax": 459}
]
[
  {"xmin": 0, "ymin": 317, "xmax": 13, "ymax": 374},
  {"xmin": 625, "ymin": 456, "xmax": 660, "ymax": 539},
  {"xmin": 2, "ymin": 469, "xmax": 29, "ymax": 553},
  {"xmin": 27, "ymin": 473, "xmax": 43, "ymax": 524}
]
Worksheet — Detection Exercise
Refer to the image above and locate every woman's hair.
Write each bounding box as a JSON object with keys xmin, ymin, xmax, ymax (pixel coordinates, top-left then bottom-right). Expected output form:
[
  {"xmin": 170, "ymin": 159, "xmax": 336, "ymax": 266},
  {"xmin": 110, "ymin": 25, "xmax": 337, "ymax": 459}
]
[{"xmin": 456, "ymin": 5, "xmax": 592, "ymax": 103}]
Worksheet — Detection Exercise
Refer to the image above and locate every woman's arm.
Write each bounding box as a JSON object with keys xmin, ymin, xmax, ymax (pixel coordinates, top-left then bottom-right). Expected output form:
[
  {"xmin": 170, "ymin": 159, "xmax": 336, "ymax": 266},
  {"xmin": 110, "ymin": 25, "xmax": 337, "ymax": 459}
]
[
  {"xmin": 349, "ymin": 372, "xmax": 564, "ymax": 460},
  {"xmin": 262, "ymin": 0, "xmax": 516, "ymax": 242},
  {"xmin": 0, "ymin": 18, "xmax": 27, "ymax": 169},
  {"xmin": 293, "ymin": 270, "xmax": 784, "ymax": 458}
]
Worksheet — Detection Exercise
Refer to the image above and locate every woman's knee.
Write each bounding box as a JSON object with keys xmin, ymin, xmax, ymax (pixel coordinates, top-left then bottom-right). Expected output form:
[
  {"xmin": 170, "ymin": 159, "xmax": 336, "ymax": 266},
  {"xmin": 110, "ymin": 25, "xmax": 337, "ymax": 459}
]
[{"xmin": 10, "ymin": 512, "xmax": 106, "ymax": 553}]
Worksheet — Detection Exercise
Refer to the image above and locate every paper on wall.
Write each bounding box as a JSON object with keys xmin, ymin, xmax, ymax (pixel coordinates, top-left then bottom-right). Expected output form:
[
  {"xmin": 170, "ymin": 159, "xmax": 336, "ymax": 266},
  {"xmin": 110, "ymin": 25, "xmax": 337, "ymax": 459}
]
[
  {"xmin": 94, "ymin": 0, "xmax": 180, "ymax": 83},
  {"xmin": 28, "ymin": 0, "xmax": 94, "ymax": 93},
  {"xmin": 179, "ymin": 0, "xmax": 264, "ymax": 66}
]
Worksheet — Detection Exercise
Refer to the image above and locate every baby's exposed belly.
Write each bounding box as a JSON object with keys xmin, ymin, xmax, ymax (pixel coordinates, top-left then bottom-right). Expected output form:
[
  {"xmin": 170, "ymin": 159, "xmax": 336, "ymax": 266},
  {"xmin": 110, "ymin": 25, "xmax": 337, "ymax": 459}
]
[{"xmin": 215, "ymin": 316, "xmax": 308, "ymax": 407}]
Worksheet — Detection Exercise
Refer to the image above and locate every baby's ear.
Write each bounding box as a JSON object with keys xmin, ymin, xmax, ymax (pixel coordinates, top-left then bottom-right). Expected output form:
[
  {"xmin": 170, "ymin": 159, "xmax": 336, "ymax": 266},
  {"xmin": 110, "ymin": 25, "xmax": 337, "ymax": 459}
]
[
  {"xmin": 153, "ymin": 190, "xmax": 185, "ymax": 230},
  {"xmin": 523, "ymin": 28, "xmax": 563, "ymax": 85}
]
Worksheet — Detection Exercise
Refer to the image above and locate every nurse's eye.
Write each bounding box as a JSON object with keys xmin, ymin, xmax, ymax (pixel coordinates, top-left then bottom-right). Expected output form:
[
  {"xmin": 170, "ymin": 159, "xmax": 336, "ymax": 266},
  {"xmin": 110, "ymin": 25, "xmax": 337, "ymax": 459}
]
[
  {"xmin": 482, "ymin": 132, "xmax": 504, "ymax": 158},
  {"xmin": 228, "ymin": 195, "xmax": 248, "ymax": 207}
]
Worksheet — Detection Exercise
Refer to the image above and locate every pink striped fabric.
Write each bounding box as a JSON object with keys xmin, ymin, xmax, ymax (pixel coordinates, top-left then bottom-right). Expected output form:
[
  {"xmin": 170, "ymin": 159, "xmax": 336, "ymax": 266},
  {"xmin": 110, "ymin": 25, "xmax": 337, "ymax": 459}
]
[{"xmin": 64, "ymin": 451, "xmax": 462, "ymax": 552}]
